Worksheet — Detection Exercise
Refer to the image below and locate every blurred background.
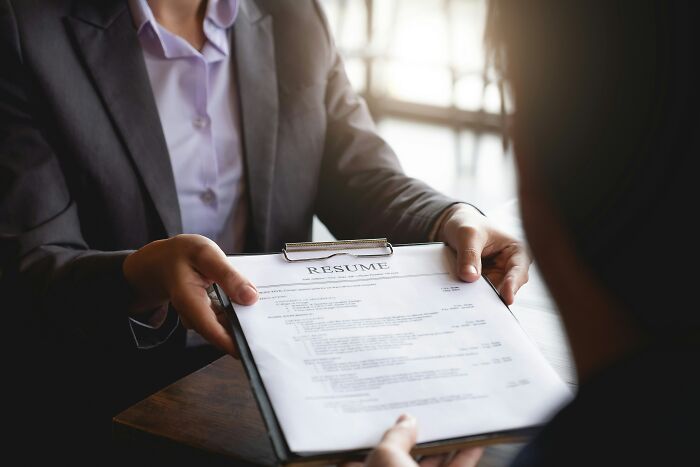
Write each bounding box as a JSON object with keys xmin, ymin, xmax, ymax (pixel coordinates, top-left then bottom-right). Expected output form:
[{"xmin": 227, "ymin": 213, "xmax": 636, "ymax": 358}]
[
  {"xmin": 314, "ymin": 0, "xmax": 517, "ymax": 241},
  {"xmin": 314, "ymin": 5, "xmax": 542, "ymax": 464},
  {"xmin": 313, "ymin": 7, "xmax": 577, "ymax": 466}
]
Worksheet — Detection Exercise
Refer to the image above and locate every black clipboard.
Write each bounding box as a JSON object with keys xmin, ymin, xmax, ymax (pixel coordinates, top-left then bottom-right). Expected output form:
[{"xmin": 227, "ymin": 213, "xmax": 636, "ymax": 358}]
[{"xmin": 214, "ymin": 240, "xmax": 539, "ymax": 466}]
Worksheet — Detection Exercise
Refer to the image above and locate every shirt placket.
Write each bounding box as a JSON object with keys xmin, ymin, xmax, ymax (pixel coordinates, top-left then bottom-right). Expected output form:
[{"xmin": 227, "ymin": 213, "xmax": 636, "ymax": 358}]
[{"xmin": 194, "ymin": 54, "xmax": 218, "ymax": 213}]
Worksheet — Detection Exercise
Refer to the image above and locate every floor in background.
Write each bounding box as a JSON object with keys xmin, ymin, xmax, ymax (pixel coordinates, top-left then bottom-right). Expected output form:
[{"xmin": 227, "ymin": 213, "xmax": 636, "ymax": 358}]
[{"xmin": 312, "ymin": 117, "xmax": 517, "ymax": 241}]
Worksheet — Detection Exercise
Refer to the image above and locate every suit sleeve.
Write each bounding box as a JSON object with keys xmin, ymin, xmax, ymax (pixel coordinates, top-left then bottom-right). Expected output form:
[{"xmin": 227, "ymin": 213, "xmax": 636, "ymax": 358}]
[
  {"xmin": 312, "ymin": 2, "xmax": 459, "ymax": 243},
  {"xmin": 0, "ymin": 1, "xmax": 168, "ymax": 349}
]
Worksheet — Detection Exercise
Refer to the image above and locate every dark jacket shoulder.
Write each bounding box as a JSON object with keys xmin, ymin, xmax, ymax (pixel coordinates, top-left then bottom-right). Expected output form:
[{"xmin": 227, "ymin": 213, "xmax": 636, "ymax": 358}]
[
  {"xmin": 253, "ymin": 0, "xmax": 333, "ymax": 86},
  {"xmin": 511, "ymin": 343, "xmax": 700, "ymax": 466}
]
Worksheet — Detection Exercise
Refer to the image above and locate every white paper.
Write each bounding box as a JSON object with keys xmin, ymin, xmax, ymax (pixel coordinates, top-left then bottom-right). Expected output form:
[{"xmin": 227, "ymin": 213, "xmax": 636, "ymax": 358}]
[{"xmin": 229, "ymin": 244, "xmax": 571, "ymax": 453}]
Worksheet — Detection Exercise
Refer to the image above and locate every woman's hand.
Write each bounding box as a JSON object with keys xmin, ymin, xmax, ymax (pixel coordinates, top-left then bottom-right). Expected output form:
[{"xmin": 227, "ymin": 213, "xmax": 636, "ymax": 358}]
[
  {"xmin": 123, "ymin": 234, "xmax": 257, "ymax": 356},
  {"xmin": 439, "ymin": 204, "xmax": 531, "ymax": 305},
  {"xmin": 344, "ymin": 415, "xmax": 483, "ymax": 467}
]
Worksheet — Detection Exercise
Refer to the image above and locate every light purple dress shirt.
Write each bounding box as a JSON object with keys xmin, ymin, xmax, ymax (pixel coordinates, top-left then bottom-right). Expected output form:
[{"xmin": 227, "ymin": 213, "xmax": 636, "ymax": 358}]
[
  {"xmin": 126, "ymin": 0, "xmax": 245, "ymax": 348},
  {"xmin": 129, "ymin": 0, "xmax": 247, "ymax": 254}
]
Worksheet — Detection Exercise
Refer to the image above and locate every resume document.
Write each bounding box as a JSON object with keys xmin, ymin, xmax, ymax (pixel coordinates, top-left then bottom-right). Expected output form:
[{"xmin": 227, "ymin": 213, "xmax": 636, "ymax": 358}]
[{"xmin": 228, "ymin": 244, "xmax": 571, "ymax": 453}]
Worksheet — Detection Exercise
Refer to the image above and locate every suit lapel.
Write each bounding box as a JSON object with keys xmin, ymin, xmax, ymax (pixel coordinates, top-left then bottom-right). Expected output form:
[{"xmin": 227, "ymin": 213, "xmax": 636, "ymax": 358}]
[
  {"xmin": 234, "ymin": 0, "xmax": 279, "ymax": 250},
  {"xmin": 66, "ymin": 1, "xmax": 182, "ymax": 237}
]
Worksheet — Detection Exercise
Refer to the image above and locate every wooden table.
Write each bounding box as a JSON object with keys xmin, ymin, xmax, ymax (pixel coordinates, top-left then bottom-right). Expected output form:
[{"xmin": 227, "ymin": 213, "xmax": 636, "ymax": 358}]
[{"xmin": 114, "ymin": 355, "xmax": 276, "ymax": 466}]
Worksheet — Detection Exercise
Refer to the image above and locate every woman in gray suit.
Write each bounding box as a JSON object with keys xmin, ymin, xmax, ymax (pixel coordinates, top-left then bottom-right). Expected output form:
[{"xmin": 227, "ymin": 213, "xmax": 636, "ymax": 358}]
[{"xmin": 1, "ymin": 0, "xmax": 530, "ymax": 461}]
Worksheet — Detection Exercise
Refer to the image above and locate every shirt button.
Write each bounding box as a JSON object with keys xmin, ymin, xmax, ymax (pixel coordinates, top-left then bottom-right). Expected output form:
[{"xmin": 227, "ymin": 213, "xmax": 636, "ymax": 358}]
[
  {"xmin": 193, "ymin": 116, "xmax": 209, "ymax": 129},
  {"xmin": 200, "ymin": 189, "xmax": 216, "ymax": 205}
]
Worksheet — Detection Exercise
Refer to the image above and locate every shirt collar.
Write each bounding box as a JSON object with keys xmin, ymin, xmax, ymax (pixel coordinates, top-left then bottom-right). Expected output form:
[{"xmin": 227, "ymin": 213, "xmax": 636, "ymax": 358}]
[
  {"xmin": 205, "ymin": 0, "xmax": 239, "ymax": 29},
  {"xmin": 129, "ymin": 0, "xmax": 239, "ymax": 58}
]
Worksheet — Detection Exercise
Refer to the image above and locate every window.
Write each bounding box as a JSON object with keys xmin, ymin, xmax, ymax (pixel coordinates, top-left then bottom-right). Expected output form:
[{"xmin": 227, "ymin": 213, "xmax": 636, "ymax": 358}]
[{"xmin": 320, "ymin": 0, "xmax": 506, "ymax": 131}]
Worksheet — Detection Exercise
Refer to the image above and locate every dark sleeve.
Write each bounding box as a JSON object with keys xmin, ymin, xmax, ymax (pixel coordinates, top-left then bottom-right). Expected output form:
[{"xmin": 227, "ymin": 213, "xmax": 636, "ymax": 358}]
[
  {"xmin": 312, "ymin": 2, "xmax": 459, "ymax": 244},
  {"xmin": 0, "ymin": 1, "xmax": 135, "ymax": 349}
]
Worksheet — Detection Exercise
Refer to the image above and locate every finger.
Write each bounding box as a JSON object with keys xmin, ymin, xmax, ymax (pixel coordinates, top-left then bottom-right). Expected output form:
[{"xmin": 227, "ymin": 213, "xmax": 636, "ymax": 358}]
[
  {"xmin": 213, "ymin": 306, "xmax": 239, "ymax": 358},
  {"xmin": 190, "ymin": 242, "xmax": 258, "ymax": 305},
  {"xmin": 180, "ymin": 314, "xmax": 193, "ymax": 329},
  {"xmin": 457, "ymin": 246, "xmax": 482, "ymax": 282},
  {"xmin": 450, "ymin": 222, "xmax": 487, "ymax": 283},
  {"xmin": 497, "ymin": 246, "xmax": 530, "ymax": 305},
  {"xmin": 499, "ymin": 277, "xmax": 516, "ymax": 306},
  {"xmin": 339, "ymin": 462, "xmax": 364, "ymax": 467},
  {"xmin": 172, "ymin": 287, "xmax": 236, "ymax": 356},
  {"xmin": 378, "ymin": 414, "xmax": 418, "ymax": 453},
  {"xmin": 214, "ymin": 308, "xmax": 231, "ymax": 328},
  {"xmin": 211, "ymin": 297, "xmax": 228, "ymax": 317},
  {"xmin": 445, "ymin": 447, "xmax": 484, "ymax": 467},
  {"xmin": 418, "ymin": 454, "xmax": 448, "ymax": 467}
]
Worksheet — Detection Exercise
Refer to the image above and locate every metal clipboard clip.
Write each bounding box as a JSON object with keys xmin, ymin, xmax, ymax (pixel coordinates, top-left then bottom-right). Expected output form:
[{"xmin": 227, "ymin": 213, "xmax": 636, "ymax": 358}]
[{"xmin": 282, "ymin": 238, "xmax": 394, "ymax": 263}]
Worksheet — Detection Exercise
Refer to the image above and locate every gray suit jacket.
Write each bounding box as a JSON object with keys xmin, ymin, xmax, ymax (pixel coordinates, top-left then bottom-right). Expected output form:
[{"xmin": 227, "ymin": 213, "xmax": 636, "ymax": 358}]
[{"xmin": 0, "ymin": 0, "xmax": 455, "ymax": 352}]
